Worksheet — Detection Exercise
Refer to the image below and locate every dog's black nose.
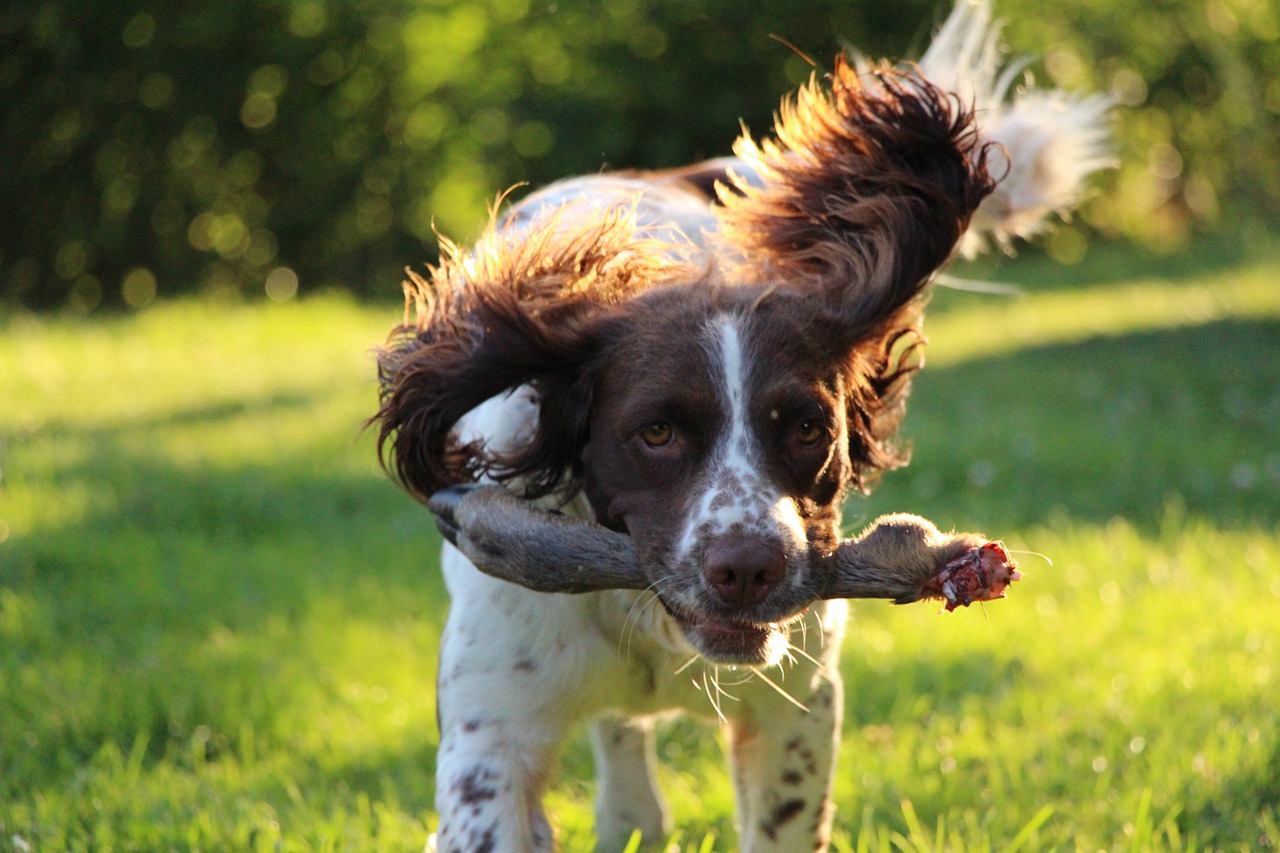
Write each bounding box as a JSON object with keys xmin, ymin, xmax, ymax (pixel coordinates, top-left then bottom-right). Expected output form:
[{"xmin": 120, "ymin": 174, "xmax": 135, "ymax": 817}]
[{"xmin": 703, "ymin": 536, "xmax": 787, "ymax": 606}]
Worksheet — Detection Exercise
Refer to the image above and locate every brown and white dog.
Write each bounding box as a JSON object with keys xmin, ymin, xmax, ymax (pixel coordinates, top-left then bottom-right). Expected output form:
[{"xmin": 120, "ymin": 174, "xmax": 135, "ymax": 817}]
[{"xmin": 372, "ymin": 2, "xmax": 1111, "ymax": 849}]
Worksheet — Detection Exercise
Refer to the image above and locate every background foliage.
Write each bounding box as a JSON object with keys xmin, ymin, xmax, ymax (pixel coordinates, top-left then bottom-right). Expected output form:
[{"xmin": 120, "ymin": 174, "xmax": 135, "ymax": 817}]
[{"xmin": 2, "ymin": 0, "xmax": 1278, "ymax": 311}]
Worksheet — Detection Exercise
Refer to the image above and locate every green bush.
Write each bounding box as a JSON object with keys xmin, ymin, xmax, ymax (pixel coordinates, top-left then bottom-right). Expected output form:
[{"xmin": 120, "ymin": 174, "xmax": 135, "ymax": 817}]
[
  {"xmin": 999, "ymin": 0, "xmax": 1280, "ymax": 252},
  {"xmin": 3, "ymin": 0, "xmax": 423, "ymax": 310},
  {"xmin": 2, "ymin": 0, "xmax": 1277, "ymax": 311}
]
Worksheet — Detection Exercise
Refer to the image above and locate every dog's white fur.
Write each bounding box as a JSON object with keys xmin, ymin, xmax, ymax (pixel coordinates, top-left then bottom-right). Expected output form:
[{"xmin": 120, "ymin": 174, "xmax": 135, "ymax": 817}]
[{"xmin": 436, "ymin": 387, "xmax": 847, "ymax": 850}]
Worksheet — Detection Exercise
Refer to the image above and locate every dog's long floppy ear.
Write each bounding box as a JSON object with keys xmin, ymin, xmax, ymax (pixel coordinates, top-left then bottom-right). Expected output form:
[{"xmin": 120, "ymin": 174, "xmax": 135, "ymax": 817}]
[
  {"xmin": 372, "ymin": 205, "xmax": 682, "ymax": 503},
  {"xmin": 716, "ymin": 59, "xmax": 995, "ymax": 492},
  {"xmin": 716, "ymin": 58, "xmax": 995, "ymax": 332}
]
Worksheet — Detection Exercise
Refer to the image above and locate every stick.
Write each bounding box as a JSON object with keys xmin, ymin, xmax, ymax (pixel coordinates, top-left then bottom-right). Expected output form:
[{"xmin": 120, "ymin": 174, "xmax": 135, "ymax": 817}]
[
  {"xmin": 429, "ymin": 485, "xmax": 1020, "ymax": 607},
  {"xmin": 429, "ymin": 485, "xmax": 646, "ymax": 593}
]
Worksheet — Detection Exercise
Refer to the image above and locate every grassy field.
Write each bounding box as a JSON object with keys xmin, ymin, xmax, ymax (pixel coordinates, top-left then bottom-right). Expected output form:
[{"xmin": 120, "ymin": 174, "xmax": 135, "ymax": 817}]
[{"xmin": 2, "ymin": 242, "xmax": 1278, "ymax": 851}]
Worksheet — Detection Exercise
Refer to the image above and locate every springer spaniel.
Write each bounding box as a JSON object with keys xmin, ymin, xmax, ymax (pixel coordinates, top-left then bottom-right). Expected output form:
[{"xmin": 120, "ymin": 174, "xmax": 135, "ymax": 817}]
[{"xmin": 372, "ymin": 2, "xmax": 1111, "ymax": 849}]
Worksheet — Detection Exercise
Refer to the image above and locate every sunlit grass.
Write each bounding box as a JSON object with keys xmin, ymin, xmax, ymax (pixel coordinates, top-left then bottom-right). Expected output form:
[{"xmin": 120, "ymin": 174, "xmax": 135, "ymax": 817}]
[
  {"xmin": 1, "ymin": 249, "xmax": 1277, "ymax": 850},
  {"xmin": 928, "ymin": 258, "xmax": 1280, "ymax": 367}
]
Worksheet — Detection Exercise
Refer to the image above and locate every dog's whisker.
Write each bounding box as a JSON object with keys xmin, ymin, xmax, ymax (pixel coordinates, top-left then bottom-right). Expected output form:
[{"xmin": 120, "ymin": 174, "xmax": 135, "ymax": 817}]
[
  {"xmin": 618, "ymin": 576, "xmax": 672, "ymax": 661},
  {"xmin": 1005, "ymin": 548, "xmax": 1053, "ymax": 567},
  {"xmin": 773, "ymin": 639, "xmax": 799, "ymax": 671},
  {"xmin": 748, "ymin": 666, "xmax": 810, "ymax": 714},
  {"xmin": 621, "ymin": 601, "xmax": 653, "ymax": 663},
  {"xmin": 621, "ymin": 583, "xmax": 662, "ymax": 637},
  {"xmin": 788, "ymin": 617, "xmax": 834, "ymax": 673},
  {"xmin": 701, "ymin": 668, "xmax": 727, "ymax": 725},
  {"xmin": 783, "ymin": 639, "xmax": 825, "ymax": 671},
  {"xmin": 673, "ymin": 654, "xmax": 702, "ymax": 676},
  {"xmin": 620, "ymin": 589, "xmax": 665, "ymax": 663},
  {"xmin": 713, "ymin": 667, "xmax": 752, "ymax": 688},
  {"xmin": 710, "ymin": 665, "xmax": 742, "ymax": 702},
  {"xmin": 812, "ymin": 607, "xmax": 828, "ymax": 647},
  {"xmin": 618, "ymin": 592, "xmax": 648, "ymax": 661}
]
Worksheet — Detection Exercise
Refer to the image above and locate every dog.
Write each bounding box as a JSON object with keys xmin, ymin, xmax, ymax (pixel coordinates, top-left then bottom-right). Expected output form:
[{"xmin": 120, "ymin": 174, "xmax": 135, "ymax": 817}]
[{"xmin": 372, "ymin": 2, "xmax": 1111, "ymax": 849}]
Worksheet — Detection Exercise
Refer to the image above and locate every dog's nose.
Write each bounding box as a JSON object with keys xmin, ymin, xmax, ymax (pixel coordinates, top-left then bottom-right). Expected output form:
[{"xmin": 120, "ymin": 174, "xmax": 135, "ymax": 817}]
[{"xmin": 703, "ymin": 536, "xmax": 787, "ymax": 606}]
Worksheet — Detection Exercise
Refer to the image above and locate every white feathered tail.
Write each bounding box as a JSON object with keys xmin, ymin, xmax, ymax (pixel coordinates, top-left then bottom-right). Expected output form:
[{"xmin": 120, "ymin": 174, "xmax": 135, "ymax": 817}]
[{"xmin": 914, "ymin": 0, "xmax": 1115, "ymax": 256}]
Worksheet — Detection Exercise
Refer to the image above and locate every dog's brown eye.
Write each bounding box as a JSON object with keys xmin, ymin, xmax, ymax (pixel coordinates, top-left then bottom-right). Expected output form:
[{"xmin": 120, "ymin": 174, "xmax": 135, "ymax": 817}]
[
  {"xmin": 640, "ymin": 422, "xmax": 674, "ymax": 448},
  {"xmin": 795, "ymin": 420, "xmax": 825, "ymax": 446}
]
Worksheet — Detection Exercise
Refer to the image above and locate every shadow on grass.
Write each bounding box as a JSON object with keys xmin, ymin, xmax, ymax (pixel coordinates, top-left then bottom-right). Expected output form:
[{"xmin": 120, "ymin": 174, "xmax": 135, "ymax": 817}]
[
  {"xmin": 1189, "ymin": 736, "xmax": 1280, "ymax": 846},
  {"xmin": 854, "ymin": 316, "xmax": 1280, "ymax": 535},
  {"xmin": 33, "ymin": 388, "xmax": 332, "ymax": 438},
  {"xmin": 1, "ymin": 387, "xmax": 445, "ymax": 812}
]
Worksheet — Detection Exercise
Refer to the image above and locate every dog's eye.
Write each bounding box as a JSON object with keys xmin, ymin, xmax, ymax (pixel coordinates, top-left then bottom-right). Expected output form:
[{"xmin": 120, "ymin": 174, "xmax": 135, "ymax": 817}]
[
  {"xmin": 640, "ymin": 422, "xmax": 675, "ymax": 448},
  {"xmin": 795, "ymin": 420, "xmax": 825, "ymax": 446}
]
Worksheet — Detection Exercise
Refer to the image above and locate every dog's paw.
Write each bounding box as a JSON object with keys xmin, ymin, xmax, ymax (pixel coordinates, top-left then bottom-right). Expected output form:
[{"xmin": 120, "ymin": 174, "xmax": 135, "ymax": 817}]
[
  {"xmin": 826, "ymin": 514, "xmax": 1024, "ymax": 610},
  {"xmin": 425, "ymin": 485, "xmax": 645, "ymax": 593},
  {"xmin": 427, "ymin": 484, "xmax": 474, "ymax": 546}
]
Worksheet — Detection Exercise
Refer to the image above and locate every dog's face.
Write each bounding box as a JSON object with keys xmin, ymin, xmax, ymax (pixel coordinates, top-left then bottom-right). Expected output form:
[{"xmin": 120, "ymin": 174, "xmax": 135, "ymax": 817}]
[
  {"xmin": 580, "ymin": 286, "xmax": 860, "ymax": 665},
  {"xmin": 372, "ymin": 65, "xmax": 995, "ymax": 668}
]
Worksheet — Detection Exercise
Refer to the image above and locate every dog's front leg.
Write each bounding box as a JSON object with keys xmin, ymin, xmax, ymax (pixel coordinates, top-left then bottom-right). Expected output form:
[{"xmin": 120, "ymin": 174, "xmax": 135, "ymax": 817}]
[
  {"xmin": 726, "ymin": 666, "xmax": 843, "ymax": 852},
  {"xmin": 590, "ymin": 715, "xmax": 670, "ymax": 852},
  {"xmin": 434, "ymin": 724, "xmax": 556, "ymax": 853},
  {"xmin": 434, "ymin": 625, "xmax": 563, "ymax": 853},
  {"xmin": 433, "ymin": 553, "xmax": 575, "ymax": 852}
]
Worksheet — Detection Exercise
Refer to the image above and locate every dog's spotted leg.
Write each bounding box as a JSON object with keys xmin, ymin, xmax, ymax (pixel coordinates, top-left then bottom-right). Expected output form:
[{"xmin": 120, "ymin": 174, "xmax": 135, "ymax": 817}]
[
  {"xmin": 434, "ymin": 715, "xmax": 558, "ymax": 853},
  {"xmin": 433, "ymin": 548, "xmax": 577, "ymax": 853},
  {"xmin": 590, "ymin": 716, "xmax": 670, "ymax": 852},
  {"xmin": 726, "ymin": 668, "xmax": 843, "ymax": 852},
  {"xmin": 434, "ymin": 757, "xmax": 548, "ymax": 853}
]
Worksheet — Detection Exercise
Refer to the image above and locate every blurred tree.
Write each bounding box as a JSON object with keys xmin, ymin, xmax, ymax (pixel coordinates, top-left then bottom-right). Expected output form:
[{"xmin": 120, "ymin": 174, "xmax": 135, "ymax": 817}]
[
  {"xmin": 999, "ymin": 0, "xmax": 1280, "ymax": 253},
  {"xmin": 1, "ymin": 0, "xmax": 1276, "ymax": 311}
]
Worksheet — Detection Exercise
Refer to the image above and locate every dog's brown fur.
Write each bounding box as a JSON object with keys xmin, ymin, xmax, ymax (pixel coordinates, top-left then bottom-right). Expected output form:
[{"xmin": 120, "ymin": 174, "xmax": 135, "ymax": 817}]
[{"xmin": 374, "ymin": 64, "xmax": 994, "ymax": 508}]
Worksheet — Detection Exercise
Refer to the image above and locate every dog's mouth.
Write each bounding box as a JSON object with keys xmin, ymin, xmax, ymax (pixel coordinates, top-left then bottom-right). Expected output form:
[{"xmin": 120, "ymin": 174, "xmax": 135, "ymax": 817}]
[{"xmin": 658, "ymin": 597, "xmax": 801, "ymax": 666}]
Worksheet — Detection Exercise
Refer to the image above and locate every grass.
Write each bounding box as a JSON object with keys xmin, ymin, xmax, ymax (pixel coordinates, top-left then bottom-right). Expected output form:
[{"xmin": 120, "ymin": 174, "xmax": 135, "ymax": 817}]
[{"xmin": 1, "ymin": 242, "xmax": 1278, "ymax": 851}]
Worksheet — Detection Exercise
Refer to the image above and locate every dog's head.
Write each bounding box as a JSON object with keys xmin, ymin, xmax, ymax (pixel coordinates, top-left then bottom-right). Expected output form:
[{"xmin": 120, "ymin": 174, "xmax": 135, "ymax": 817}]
[
  {"xmin": 374, "ymin": 64, "xmax": 994, "ymax": 665},
  {"xmin": 571, "ymin": 282, "xmax": 925, "ymax": 664}
]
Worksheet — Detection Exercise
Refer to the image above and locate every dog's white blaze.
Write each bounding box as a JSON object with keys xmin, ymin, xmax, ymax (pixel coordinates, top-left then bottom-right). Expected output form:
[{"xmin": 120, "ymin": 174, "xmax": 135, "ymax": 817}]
[
  {"xmin": 675, "ymin": 314, "xmax": 805, "ymax": 560},
  {"xmin": 718, "ymin": 315, "xmax": 754, "ymax": 487}
]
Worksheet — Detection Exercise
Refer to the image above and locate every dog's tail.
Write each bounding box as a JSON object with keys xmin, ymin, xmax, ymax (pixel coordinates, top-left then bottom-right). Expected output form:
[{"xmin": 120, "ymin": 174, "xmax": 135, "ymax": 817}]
[{"xmin": 912, "ymin": 0, "xmax": 1115, "ymax": 256}]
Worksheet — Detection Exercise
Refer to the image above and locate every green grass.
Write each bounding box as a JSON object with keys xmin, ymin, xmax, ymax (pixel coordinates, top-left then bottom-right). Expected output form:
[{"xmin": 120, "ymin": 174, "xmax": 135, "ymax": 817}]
[{"xmin": 2, "ymin": 244, "xmax": 1278, "ymax": 851}]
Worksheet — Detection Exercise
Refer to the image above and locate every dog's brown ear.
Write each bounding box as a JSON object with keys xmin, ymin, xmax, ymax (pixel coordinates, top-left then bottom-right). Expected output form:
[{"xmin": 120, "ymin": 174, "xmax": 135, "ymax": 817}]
[
  {"xmin": 717, "ymin": 59, "xmax": 995, "ymax": 332},
  {"xmin": 716, "ymin": 59, "xmax": 993, "ymax": 493},
  {"xmin": 372, "ymin": 205, "xmax": 685, "ymax": 503},
  {"xmin": 373, "ymin": 279, "xmax": 595, "ymax": 503}
]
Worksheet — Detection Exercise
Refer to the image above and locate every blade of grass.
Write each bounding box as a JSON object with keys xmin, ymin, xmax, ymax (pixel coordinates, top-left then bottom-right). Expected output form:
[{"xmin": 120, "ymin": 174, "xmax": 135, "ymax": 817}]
[{"xmin": 998, "ymin": 804, "xmax": 1054, "ymax": 853}]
